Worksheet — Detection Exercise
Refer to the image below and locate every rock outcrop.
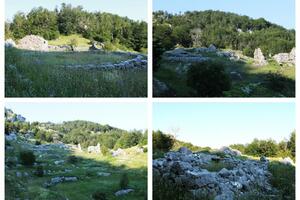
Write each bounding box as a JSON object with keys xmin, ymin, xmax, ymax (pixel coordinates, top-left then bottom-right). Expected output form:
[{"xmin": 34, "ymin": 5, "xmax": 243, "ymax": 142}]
[
  {"xmin": 273, "ymin": 48, "xmax": 295, "ymax": 65},
  {"xmin": 5, "ymin": 39, "xmax": 16, "ymax": 48},
  {"xmin": 153, "ymin": 147, "xmax": 275, "ymax": 199},
  {"xmin": 18, "ymin": 35, "xmax": 49, "ymax": 51},
  {"xmin": 87, "ymin": 143, "xmax": 101, "ymax": 153},
  {"xmin": 254, "ymin": 48, "xmax": 268, "ymax": 66}
]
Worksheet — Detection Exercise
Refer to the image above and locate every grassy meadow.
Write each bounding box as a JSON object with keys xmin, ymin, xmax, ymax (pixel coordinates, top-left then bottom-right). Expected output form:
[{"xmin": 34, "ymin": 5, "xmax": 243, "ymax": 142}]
[
  {"xmin": 154, "ymin": 48, "xmax": 295, "ymax": 97},
  {"xmin": 5, "ymin": 47, "xmax": 147, "ymax": 97},
  {"xmin": 6, "ymin": 139, "xmax": 147, "ymax": 200}
]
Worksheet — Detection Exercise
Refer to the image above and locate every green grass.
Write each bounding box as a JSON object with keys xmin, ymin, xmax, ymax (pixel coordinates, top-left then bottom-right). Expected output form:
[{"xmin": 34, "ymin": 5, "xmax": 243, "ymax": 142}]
[
  {"xmin": 268, "ymin": 161, "xmax": 295, "ymax": 200},
  {"xmin": 5, "ymin": 48, "xmax": 147, "ymax": 97},
  {"xmin": 154, "ymin": 48, "xmax": 295, "ymax": 97},
  {"xmin": 201, "ymin": 161, "xmax": 235, "ymax": 172},
  {"xmin": 48, "ymin": 34, "xmax": 91, "ymax": 47},
  {"xmin": 5, "ymin": 141, "xmax": 147, "ymax": 200}
]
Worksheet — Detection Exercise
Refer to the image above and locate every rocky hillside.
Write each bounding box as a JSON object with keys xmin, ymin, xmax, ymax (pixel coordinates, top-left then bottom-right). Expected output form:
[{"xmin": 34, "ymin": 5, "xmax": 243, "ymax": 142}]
[
  {"xmin": 5, "ymin": 109, "xmax": 147, "ymax": 199},
  {"xmin": 153, "ymin": 146, "xmax": 295, "ymax": 200}
]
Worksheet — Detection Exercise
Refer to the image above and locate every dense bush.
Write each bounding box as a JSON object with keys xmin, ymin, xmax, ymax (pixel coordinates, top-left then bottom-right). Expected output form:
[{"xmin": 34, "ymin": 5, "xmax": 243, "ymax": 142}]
[
  {"xmin": 19, "ymin": 150, "xmax": 36, "ymax": 166},
  {"xmin": 91, "ymin": 190, "xmax": 107, "ymax": 200},
  {"xmin": 230, "ymin": 132, "xmax": 296, "ymax": 159},
  {"xmin": 153, "ymin": 131, "xmax": 174, "ymax": 152},
  {"xmin": 186, "ymin": 61, "xmax": 231, "ymax": 97},
  {"xmin": 67, "ymin": 155, "xmax": 79, "ymax": 164},
  {"xmin": 265, "ymin": 73, "xmax": 295, "ymax": 97},
  {"xmin": 35, "ymin": 165, "xmax": 44, "ymax": 177},
  {"xmin": 7, "ymin": 4, "xmax": 147, "ymax": 52},
  {"xmin": 119, "ymin": 173, "xmax": 129, "ymax": 189}
]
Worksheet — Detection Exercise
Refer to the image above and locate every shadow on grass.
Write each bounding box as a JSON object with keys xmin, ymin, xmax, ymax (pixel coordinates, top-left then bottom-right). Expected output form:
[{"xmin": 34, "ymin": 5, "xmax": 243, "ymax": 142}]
[
  {"xmin": 5, "ymin": 48, "xmax": 147, "ymax": 97},
  {"xmin": 5, "ymin": 141, "xmax": 147, "ymax": 200}
]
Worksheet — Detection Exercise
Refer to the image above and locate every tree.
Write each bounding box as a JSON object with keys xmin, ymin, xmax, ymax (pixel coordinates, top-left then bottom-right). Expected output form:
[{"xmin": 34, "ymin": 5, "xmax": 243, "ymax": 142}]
[
  {"xmin": 287, "ymin": 131, "xmax": 295, "ymax": 159},
  {"xmin": 153, "ymin": 131, "xmax": 174, "ymax": 152},
  {"xmin": 244, "ymin": 139, "xmax": 279, "ymax": 157},
  {"xmin": 10, "ymin": 12, "xmax": 28, "ymax": 39},
  {"xmin": 26, "ymin": 7, "xmax": 59, "ymax": 40},
  {"xmin": 186, "ymin": 61, "xmax": 231, "ymax": 97}
]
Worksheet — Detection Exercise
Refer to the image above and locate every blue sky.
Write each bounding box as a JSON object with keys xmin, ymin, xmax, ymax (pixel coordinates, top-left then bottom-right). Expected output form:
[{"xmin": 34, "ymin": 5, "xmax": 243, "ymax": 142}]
[
  {"xmin": 5, "ymin": 102, "xmax": 147, "ymax": 131},
  {"xmin": 154, "ymin": 0, "xmax": 295, "ymax": 29},
  {"xmin": 5, "ymin": 0, "xmax": 147, "ymax": 22},
  {"xmin": 153, "ymin": 102, "xmax": 295, "ymax": 148}
]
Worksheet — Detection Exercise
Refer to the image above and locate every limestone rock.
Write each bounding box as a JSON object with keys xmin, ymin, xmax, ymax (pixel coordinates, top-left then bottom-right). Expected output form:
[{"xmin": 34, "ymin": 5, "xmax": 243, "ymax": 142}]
[
  {"xmin": 115, "ymin": 189, "xmax": 134, "ymax": 196},
  {"xmin": 254, "ymin": 48, "xmax": 267, "ymax": 66},
  {"xmin": 273, "ymin": 48, "xmax": 295, "ymax": 65},
  {"xmin": 87, "ymin": 143, "xmax": 101, "ymax": 153},
  {"xmin": 5, "ymin": 133, "xmax": 17, "ymax": 141},
  {"xmin": 178, "ymin": 147, "xmax": 192, "ymax": 155},
  {"xmin": 5, "ymin": 39, "xmax": 16, "ymax": 48},
  {"xmin": 280, "ymin": 157, "xmax": 294, "ymax": 165},
  {"xmin": 219, "ymin": 146, "xmax": 242, "ymax": 157},
  {"xmin": 18, "ymin": 35, "xmax": 49, "ymax": 51}
]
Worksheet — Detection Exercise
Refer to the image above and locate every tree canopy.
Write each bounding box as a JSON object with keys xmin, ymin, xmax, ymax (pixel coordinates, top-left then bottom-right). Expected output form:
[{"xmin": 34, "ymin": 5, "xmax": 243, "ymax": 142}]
[
  {"xmin": 6, "ymin": 4, "xmax": 147, "ymax": 52},
  {"xmin": 153, "ymin": 10, "xmax": 295, "ymax": 57}
]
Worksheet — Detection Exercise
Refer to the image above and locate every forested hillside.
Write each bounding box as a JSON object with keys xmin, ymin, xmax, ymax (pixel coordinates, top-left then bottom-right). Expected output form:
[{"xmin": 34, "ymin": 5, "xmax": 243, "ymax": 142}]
[
  {"xmin": 5, "ymin": 109, "xmax": 147, "ymax": 150},
  {"xmin": 5, "ymin": 3, "xmax": 147, "ymax": 52},
  {"xmin": 153, "ymin": 10, "xmax": 295, "ymax": 58}
]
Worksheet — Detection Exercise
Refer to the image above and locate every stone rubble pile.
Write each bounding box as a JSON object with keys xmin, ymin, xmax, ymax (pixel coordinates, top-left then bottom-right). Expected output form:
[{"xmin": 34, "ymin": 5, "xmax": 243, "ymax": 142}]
[
  {"xmin": 164, "ymin": 48, "xmax": 210, "ymax": 62},
  {"xmin": 153, "ymin": 147, "xmax": 275, "ymax": 200},
  {"xmin": 63, "ymin": 55, "xmax": 147, "ymax": 70}
]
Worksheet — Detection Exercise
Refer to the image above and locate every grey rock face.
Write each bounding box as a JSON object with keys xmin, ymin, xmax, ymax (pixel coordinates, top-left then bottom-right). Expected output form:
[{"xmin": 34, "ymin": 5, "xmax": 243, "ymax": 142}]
[
  {"xmin": 5, "ymin": 39, "xmax": 16, "ymax": 48},
  {"xmin": 254, "ymin": 48, "xmax": 268, "ymax": 66},
  {"xmin": 18, "ymin": 35, "xmax": 49, "ymax": 51},
  {"xmin": 273, "ymin": 48, "xmax": 295, "ymax": 65},
  {"xmin": 87, "ymin": 143, "xmax": 101, "ymax": 153},
  {"xmin": 280, "ymin": 157, "xmax": 294, "ymax": 165},
  {"xmin": 219, "ymin": 147, "xmax": 242, "ymax": 157},
  {"xmin": 178, "ymin": 147, "xmax": 192, "ymax": 155}
]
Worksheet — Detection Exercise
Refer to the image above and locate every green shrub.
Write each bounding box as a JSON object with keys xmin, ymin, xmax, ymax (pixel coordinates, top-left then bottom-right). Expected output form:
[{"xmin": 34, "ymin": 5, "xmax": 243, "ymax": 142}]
[
  {"xmin": 186, "ymin": 61, "xmax": 231, "ymax": 97},
  {"xmin": 35, "ymin": 165, "xmax": 44, "ymax": 177},
  {"xmin": 35, "ymin": 140, "xmax": 41, "ymax": 145},
  {"xmin": 19, "ymin": 150, "xmax": 36, "ymax": 166},
  {"xmin": 265, "ymin": 73, "xmax": 295, "ymax": 97},
  {"xmin": 100, "ymin": 146, "xmax": 110, "ymax": 156},
  {"xmin": 243, "ymin": 47, "xmax": 254, "ymax": 57},
  {"xmin": 67, "ymin": 155, "xmax": 78, "ymax": 164},
  {"xmin": 119, "ymin": 173, "xmax": 129, "ymax": 189},
  {"xmin": 153, "ymin": 131, "xmax": 174, "ymax": 152},
  {"xmin": 92, "ymin": 190, "xmax": 107, "ymax": 200}
]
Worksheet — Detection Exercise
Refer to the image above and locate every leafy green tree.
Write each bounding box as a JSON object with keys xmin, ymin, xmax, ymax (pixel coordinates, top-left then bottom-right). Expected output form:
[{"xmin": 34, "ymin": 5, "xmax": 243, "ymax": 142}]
[{"xmin": 153, "ymin": 130, "xmax": 174, "ymax": 152}]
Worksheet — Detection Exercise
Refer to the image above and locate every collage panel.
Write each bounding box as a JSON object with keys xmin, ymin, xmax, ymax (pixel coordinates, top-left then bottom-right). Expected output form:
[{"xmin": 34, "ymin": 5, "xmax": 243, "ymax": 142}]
[
  {"xmin": 5, "ymin": 102, "xmax": 148, "ymax": 199},
  {"xmin": 153, "ymin": 102, "xmax": 295, "ymax": 199},
  {"xmin": 5, "ymin": 0, "xmax": 148, "ymax": 97},
  {"xmin": 153, "ymin": 0, "xmax": 295, "ymax": 97}
]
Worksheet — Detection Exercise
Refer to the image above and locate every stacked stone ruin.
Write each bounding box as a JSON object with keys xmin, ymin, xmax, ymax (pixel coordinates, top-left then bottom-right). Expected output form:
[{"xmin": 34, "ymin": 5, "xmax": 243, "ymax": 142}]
[{"xmin": 153, "ymin": 147, "xmax": 276, "ymax": 200}]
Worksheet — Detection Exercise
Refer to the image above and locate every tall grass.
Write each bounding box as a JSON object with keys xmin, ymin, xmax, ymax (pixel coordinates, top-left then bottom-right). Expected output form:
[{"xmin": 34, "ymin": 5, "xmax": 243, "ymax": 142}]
[{"xmin": 5, "ymin": 48, "xmax": 147, "ymax": 97}]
